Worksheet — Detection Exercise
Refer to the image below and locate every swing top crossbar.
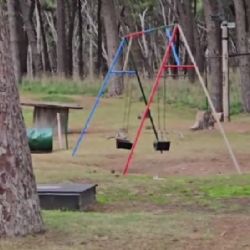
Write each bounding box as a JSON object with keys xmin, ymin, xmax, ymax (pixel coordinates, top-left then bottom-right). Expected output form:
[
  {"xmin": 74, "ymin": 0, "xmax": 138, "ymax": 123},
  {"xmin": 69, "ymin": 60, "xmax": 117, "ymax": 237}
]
[{"xmin": 124, "ymin": 24, "xmax": 175, "ymax": 39}]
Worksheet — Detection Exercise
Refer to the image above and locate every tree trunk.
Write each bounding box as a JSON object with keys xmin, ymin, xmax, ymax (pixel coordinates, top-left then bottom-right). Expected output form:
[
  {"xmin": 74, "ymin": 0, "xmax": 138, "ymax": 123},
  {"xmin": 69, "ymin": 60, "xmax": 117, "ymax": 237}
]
[
  {"xmin": 89, "ymin": 30, "xmax": 94, "ymax": 80},
  {"xmin": 16, "ymin": 1, "xmax": 28, "ymax": 77},
  {"xmin": 78, "ymin": 0, "xmax": 84, "ymax": 79},
  {"xmin": 7, "ymin": 0, "xmax": 28, "ymax": 81},
  {"xmin": 194, "ymin": 25, "xmax": 205, "ymax": 74},
  {"xmin": 204, "ymin": 0, "xmax": 223, "ymax": 112},
  {"xmin": 19, "ymin": 0, "xmax": 43, "ymax": 76},
  {"xmin": 233, "ymin": 0, "xmax": 250, "ymax": 112},
  {"xmin": 66, "ymin": 0, "xmax": 77, "ymax": 77},
  {"xmin": 176, "ymin": 0, "xmax": 196, "ymax": 82},
  {"xmin": 6, "ymin": 0, "xmax": 22, "ymax": 84},
  {"xmin": 56, "ymin": 0, "xmax": 67, "ymax": 77},
  {"xmin": 102, "ymin": 0, "xmax": 123, "ymax": 96},
  {"xmin": 96, "ymin": 0, "xmax": 103, "ymax": 75},
  {"xmin": 36, "ymin": 0, "xmax": 51, "ymax": 73},
  {"xmin": 0, "ymin": 4, "xmax": 43, "ymax": 237}
]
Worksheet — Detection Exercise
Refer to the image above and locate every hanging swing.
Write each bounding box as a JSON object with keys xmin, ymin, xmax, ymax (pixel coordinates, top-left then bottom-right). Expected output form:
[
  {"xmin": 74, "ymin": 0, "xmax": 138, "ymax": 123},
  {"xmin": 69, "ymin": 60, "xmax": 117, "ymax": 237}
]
[
  {"xmin": 116, "ymin": 138, "xmax": 133, "ymax": 150},
  {"xmin": 115, "ymin": 36, "xmax": 170, "ymax": 152},
  {"xmin": 116, "ymin": 38, "xmax": 133, "ymax": 150},
  {"xmin": 153, "ymin": 74, "xmax": 170, "ymax": 152}
]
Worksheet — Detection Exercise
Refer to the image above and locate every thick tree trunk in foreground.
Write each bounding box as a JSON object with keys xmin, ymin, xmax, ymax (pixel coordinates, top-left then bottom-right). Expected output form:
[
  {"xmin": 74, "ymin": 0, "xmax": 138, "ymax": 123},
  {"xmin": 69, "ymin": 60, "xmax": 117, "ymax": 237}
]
[
  {"xmin": 0, "ymin": 5, "xmax": 43, "ymax": 237},
  {"xmin": 233, "ymin": 0, "xmax": 250, "ymax": 112},
  {"xmin": 204, "ymin": 0, "xmax": 223, "ymax": 112},
  {"xmin": 102, "ymin": 0, "xmax": 123, "ymax": 96}
]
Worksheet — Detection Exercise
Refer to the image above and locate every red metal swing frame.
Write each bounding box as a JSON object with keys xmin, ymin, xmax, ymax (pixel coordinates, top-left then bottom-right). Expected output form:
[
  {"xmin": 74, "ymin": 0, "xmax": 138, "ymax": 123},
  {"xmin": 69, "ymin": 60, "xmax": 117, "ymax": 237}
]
[{"xmin": 123, "ymin": 25, "xmax": 195, "ymax": 175}]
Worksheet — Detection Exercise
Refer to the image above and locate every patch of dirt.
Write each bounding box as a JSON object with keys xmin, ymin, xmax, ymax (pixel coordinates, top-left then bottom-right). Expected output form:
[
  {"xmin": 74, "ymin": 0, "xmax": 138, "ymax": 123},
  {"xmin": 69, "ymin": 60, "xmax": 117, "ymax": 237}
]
[
  {"xmin": 220, "ymin": 197, "xmax": 250, "ymax": 214},
  {"xmin": 131, "ymin": 156, "xmax": 250, "ymax": 176},
  {"xmin": 222, "ymin": 121, "xmax": 250, "ymax": 134},
  {"xmin": 169, "ymin": 214, "xmax": 250, "ymax": 250},
  {"xmin": 90, "ymin": 201, "xmax": 216, "ymax": 214},
  {"xmin": 210, "ymin": 215, "xmax": 250, "ymax": 250},
  {"xmin": 95, "ymin": 152, "xmax": 250, "ymax": 177},
  {"xmin": 79, "ymin": 122, "xmax": 250, "ymax": 177}
]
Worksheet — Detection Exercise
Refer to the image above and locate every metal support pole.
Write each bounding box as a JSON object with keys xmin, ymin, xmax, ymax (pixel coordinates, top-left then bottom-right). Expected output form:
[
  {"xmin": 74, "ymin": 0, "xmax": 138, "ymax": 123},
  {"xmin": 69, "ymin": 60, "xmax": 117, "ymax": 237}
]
[
  {"xmin": 124, "ymin": 24, "xmax": 175, "ymax": 39},
  {"xmin": 221, "ymin": 21, "xmax": 230, "ymax": 122},
  {"xmin": 166, "ymin": 29, "xmax": 180, "ymax": 65},
  {"xmin": 123, "ymin": 25, "xmax": 179, "ymax": 175},
  {"xmin": 178, "ymin": 24, "xmax": 241, "ymax": 174},
  {"xmin": 72, "ymin": 39, "xmax": 126, "ymax": 156},
  {"xmin": 124, "ymin": 38, "xmax": 159, "ymax": 142}
]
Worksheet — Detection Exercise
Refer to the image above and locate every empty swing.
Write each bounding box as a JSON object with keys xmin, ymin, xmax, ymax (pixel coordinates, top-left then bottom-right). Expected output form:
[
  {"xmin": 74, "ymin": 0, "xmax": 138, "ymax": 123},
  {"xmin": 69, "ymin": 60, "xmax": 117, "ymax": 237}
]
[
  {"xmin": 116, "ymin": 138, "xmax": 133, "ymax": 150},
  {"xmin": 116, "ymin": 76, "xmax": 133, "ymax": 150},
  {"xmin": 153, "ymin": 76, "xmax": 170, "ymax": 152}
]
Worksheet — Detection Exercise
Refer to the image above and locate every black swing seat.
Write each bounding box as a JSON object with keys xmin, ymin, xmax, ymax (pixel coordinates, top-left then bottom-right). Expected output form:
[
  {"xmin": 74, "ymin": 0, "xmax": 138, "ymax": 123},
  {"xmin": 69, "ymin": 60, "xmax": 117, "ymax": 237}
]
[
  {"xmin": 154, "ymin": 140, "xmax": 170, "ymax": 151},
  {"xmin": 116, "ymin": 138, "xmax": 133, "ymax": 150}
]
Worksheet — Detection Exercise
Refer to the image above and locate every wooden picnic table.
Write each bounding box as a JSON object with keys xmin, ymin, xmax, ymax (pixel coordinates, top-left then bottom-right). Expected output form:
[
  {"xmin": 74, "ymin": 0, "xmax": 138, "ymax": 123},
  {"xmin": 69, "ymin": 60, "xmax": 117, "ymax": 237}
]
[{"xmin": 21, "ymin": 101, "xmax": 83, "ymax": 137}]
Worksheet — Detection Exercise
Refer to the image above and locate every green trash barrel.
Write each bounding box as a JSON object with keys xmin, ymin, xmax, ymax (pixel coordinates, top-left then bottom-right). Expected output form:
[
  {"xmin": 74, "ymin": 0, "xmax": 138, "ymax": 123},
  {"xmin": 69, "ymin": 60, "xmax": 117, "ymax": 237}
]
[{"xmin": 27, "ymin": 128, "xmax": 53, "ymax": 153}]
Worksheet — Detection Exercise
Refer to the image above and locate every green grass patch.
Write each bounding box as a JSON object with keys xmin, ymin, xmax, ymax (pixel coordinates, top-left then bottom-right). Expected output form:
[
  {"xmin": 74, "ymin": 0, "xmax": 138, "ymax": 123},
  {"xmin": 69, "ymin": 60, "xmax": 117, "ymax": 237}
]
[
  {"xmin": 93, "ymin": 173, "xmax": 250, "ymax": 213},
  {"xmin": 20, "ymin": 90, "xmax": 250, "ymax": 213},
  {"xmin": 0, "ymin": 210, "xmax": 212, "ymax": 250},
  {"xmin": 43, "ymin": 210, "xmax": 208, "ymax": 236},
  {"xmin": 20, "ymin": 76, "xmax": 244, "ymax": 112},
  {"xmin": 41, "ymin": 95, "xmax": 75, "ymax": 103},
  {"xmin": 21, "ymin": 77, "xmax": 103, "ymax": 96},
  {"xmin": 203, "ymin": 185, "xmax": 250, "ymax": 198}
]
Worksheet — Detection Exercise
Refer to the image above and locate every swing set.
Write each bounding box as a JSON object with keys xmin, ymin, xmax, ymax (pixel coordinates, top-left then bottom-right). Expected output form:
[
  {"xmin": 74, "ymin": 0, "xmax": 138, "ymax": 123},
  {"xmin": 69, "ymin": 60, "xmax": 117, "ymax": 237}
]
[
  {"xmin": 72, "ymin": 23, "xmax": 242, "ymax": 176},
  {"xmin": 115, "ymin": 34, "xmax": 170, "ymax": 152}
]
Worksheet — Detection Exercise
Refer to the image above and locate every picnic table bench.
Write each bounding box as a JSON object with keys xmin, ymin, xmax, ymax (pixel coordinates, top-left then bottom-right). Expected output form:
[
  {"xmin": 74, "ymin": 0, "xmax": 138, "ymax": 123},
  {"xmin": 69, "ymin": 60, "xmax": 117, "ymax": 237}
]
[{"xmin": 21, "ymin": 101, "xmax": 83, "ymax": 149}]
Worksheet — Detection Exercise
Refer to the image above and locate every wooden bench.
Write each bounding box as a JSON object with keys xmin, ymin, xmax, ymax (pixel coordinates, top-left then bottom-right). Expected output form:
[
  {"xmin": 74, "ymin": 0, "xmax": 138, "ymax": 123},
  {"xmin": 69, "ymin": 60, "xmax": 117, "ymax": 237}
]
[{"xmin": 21, "ymin": 101, "xmax": 83, "ymax": 149}]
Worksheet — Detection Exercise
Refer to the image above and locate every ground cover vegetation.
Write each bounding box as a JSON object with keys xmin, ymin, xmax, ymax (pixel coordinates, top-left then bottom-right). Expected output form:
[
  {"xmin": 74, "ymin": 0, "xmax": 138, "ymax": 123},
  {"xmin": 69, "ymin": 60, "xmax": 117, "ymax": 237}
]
[
  {"xmin": 0, "ymin": 0, "xmax": 250, "ymax": 249},
  {"xmin": 8, "ymin": 91, "xmax": 248, "ymax": 249}
]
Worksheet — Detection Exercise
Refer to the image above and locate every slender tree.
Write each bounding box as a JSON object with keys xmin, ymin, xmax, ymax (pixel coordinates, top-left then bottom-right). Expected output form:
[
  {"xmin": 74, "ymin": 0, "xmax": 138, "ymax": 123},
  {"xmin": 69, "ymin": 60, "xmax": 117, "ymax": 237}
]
[
  {"xmin": 36, "ymin": 0, "xmax": 51, "ymax": 73},
  {"xmin": 78, "ymin": 0, "xmax": 84, "ymax": 78},
  {"xmin": 102, "ymin": 0, "xmax": 123, "ymax": 96},
  {"xmin": 19, "ymin": 0, "xmax": 43, "ymax": 76},
  {"xmin": 96, "ymin": 0, "xmax": 103, "ymax": 75},
  {"xmin": 204, "ymin": 0, "xmax": 223, "ymax": 112},
  {"xmin": 176, "ymin": 0, "xmax": 196, "ymax": 82},
  {"xmin": 0, "ymin": 3, "xmax": 43, "ymax": 236},
  {"xmin": 56, "ymin": 0, "xmax": 67, "ymax": 76},
  {"xmin": 233, "ymin": 0, "xmax": 250, "ymax": 112},
  {"xmin": 7, "ymin": 0, "xmax": 22, "ymax": 83},
  {"xmin": 66, "ymin": 0, "xmax": 77, "ymax": 76}
]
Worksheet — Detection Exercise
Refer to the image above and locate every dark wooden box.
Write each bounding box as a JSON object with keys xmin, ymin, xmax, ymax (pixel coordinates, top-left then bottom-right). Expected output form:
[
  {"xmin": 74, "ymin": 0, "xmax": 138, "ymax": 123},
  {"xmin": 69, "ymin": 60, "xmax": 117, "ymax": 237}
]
[{"xmin": 37, "ymin": 183, "xmax": 97, "ymax": 211}]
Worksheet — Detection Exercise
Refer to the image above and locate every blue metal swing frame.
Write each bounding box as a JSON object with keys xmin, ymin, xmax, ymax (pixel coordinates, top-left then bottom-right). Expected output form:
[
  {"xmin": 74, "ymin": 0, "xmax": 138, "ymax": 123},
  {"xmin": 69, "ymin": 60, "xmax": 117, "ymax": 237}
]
[{"xmin": 72, "ymin": 26, "xmax": 180, "ymax": 156}]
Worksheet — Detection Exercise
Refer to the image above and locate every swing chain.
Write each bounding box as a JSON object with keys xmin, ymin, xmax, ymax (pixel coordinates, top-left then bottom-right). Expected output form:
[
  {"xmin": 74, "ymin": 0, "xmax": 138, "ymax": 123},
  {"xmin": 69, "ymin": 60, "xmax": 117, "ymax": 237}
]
[
  {"xmin": 157, "ymin": 84, "xmax": 161, "ymax": 139},
  {"xmin": 122, "ymin": 38, "xmax": 133, "ymax": 134},
  {"xmin": 163, "ymin": 72, "xmax": 167, "ymax": 133}
]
